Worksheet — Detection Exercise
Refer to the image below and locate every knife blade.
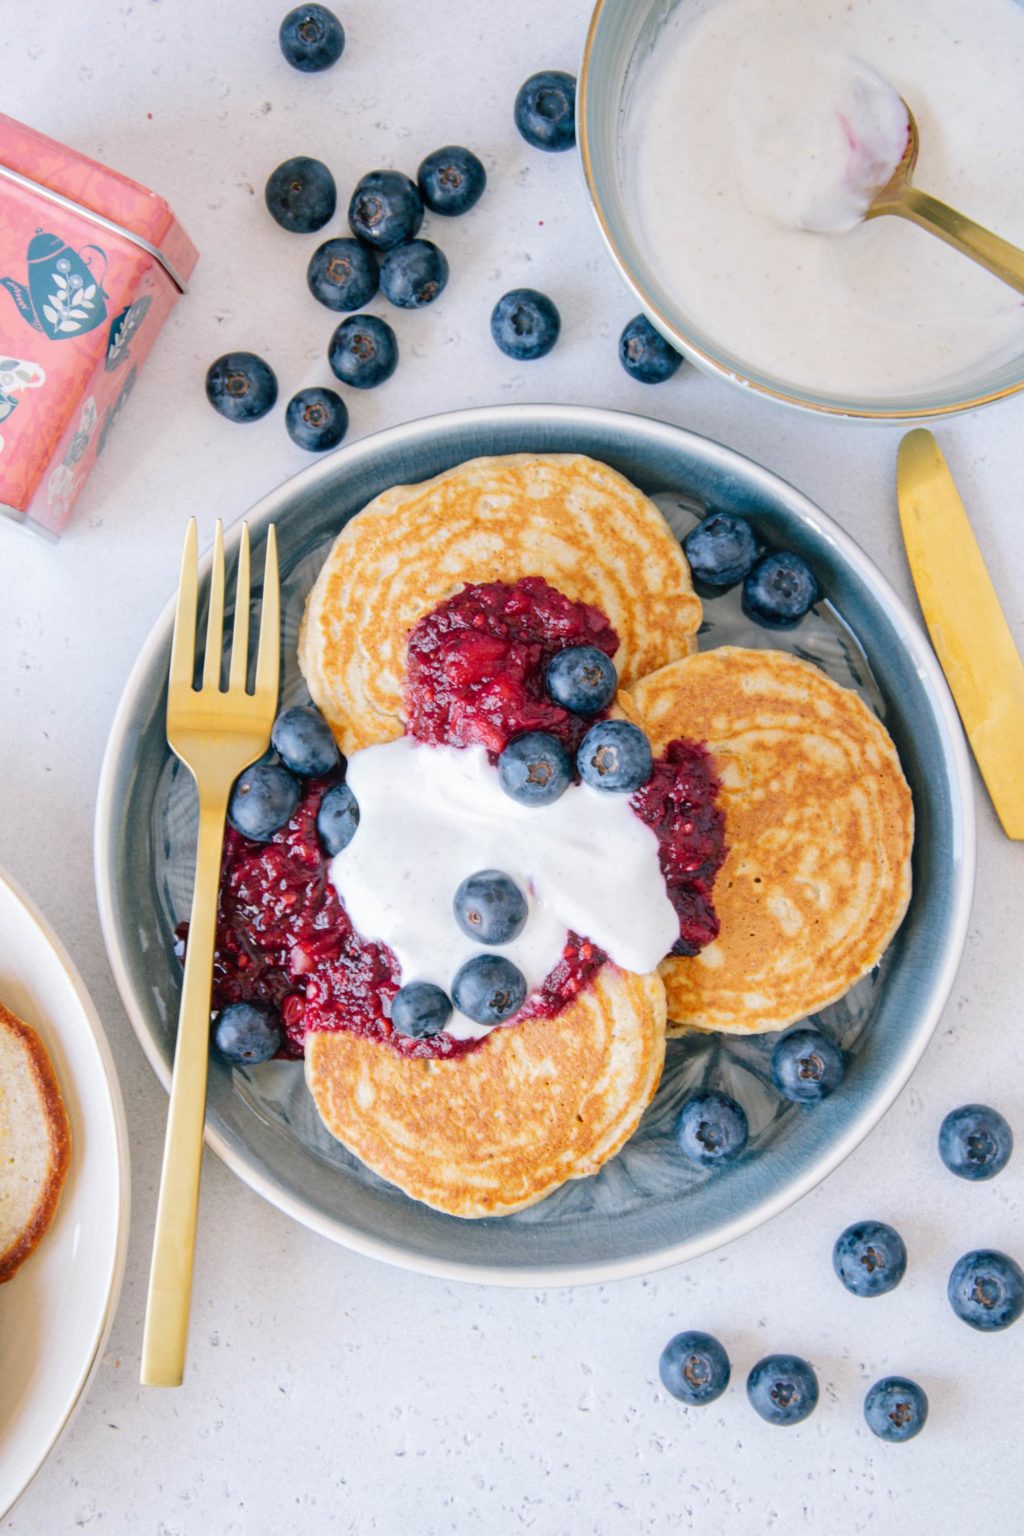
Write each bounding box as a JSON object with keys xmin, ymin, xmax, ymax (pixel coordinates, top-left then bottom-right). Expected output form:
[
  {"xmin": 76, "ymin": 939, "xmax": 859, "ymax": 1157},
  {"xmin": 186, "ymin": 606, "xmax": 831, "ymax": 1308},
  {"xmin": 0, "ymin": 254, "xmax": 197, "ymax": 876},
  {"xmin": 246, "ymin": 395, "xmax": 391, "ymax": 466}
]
[{"xmin": 897, "ymin": 427, "xmax": 1024, "ymax": 839}]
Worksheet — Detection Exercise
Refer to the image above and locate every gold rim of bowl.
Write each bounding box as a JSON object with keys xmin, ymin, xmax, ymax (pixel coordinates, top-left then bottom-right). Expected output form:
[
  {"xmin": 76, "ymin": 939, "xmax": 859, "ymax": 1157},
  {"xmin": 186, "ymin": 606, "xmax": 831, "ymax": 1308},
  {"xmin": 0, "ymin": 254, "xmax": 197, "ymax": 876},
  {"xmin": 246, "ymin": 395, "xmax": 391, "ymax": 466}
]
[{"xmin": 577, "ymin": 0, "xmax": 1023, "ymax": 421}]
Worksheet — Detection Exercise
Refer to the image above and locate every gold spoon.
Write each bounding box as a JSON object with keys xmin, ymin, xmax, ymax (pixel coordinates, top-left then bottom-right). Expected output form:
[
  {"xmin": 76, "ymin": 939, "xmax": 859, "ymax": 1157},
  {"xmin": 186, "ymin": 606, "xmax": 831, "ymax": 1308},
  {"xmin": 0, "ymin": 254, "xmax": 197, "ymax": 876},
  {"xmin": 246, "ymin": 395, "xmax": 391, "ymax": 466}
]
[{"xmin": 865, "ymin": 99, "xmax": 1024, "ymax": 294}]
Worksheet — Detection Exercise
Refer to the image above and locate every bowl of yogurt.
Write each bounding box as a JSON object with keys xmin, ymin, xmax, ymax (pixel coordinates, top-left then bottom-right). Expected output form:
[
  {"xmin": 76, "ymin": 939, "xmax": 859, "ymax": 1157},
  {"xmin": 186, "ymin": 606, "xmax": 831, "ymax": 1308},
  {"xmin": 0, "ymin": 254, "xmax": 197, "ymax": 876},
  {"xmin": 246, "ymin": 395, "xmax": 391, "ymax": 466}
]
[{"xmin": 579, "ymin": 0, "xmax": 1024, "ymax": 418}]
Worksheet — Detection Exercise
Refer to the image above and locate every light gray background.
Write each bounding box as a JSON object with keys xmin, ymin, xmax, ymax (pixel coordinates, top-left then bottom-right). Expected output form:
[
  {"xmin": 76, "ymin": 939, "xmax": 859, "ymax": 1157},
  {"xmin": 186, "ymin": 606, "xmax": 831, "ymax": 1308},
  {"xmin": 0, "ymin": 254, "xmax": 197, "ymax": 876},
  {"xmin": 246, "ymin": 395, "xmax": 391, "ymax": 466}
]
[{"xmin": 2, "ymin": 2, "xmax": 1022, "ymax": 1532}]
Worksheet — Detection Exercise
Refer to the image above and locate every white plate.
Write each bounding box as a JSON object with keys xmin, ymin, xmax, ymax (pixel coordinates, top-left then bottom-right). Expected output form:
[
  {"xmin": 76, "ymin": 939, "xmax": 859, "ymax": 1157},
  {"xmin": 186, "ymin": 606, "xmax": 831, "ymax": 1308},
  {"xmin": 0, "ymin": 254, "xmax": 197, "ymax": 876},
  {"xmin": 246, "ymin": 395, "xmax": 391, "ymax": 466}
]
[{"xmin": 0, "ymin": 867, "xmax": 129, "ymax": 1519}]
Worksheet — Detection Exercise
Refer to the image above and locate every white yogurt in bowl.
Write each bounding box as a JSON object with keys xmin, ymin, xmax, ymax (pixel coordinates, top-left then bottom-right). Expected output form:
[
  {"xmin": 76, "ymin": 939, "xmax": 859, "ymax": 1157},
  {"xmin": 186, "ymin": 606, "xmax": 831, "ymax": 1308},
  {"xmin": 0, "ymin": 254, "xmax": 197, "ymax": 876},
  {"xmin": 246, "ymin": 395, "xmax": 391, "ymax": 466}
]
[{"xmin": 615, "ymin": 0, "xmax": 1024, "ymax": 403}]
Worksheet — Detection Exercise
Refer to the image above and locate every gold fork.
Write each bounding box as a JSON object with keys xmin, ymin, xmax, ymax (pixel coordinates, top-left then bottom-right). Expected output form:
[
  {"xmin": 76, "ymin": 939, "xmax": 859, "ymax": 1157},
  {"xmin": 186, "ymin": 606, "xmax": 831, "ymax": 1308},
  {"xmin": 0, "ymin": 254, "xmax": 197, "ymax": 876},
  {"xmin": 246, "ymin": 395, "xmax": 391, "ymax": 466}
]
[{"xmin": 141, "ymin": 517, "xmax": 279, "ymax": 1388}]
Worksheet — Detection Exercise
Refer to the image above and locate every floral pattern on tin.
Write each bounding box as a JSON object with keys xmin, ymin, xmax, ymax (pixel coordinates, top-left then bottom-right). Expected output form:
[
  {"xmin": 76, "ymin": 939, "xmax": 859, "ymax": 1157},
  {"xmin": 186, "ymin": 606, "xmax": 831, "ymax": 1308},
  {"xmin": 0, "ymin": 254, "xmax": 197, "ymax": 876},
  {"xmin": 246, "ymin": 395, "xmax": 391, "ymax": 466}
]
[
  {"xmin": 105, "ymin": 294, "xmax": 152, "ymax": 372},
  {"xmin": 96, "ymin": 364, "xmax": 137, "ymax": 457},
  {"xmin": 0, "ymin": 231, "xmax": 109, "ymax": 341},
  {"xmin": 0, "ymin": 355, "xmax": 46, "ymax": 440},
  {"xmin": 45, "ymin": 393, "xmax": 98, "ymax": 515}
]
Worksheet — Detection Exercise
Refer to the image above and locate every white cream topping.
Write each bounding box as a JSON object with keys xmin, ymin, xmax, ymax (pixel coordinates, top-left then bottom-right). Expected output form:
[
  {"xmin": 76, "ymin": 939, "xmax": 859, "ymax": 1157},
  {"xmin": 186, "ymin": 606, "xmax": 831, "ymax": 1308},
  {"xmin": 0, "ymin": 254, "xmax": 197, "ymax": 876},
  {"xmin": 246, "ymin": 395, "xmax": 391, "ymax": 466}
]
[
  {"xmin": 626, "ymin": 0, "xmax": 1024, "ymax": 396},
  {"xmin": 330, "ymin": 738, "xmax": 678, "ymax": 1040}
]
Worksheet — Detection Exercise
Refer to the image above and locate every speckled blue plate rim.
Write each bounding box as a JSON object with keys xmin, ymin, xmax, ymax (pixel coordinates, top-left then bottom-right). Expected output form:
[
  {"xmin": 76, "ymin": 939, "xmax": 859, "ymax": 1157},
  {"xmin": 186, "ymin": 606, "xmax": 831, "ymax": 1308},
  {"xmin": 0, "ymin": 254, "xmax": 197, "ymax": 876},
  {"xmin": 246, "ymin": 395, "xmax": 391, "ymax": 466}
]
[{"xmin": 93, "ymin": 403, "xmax": 976, "ymax": 1287}]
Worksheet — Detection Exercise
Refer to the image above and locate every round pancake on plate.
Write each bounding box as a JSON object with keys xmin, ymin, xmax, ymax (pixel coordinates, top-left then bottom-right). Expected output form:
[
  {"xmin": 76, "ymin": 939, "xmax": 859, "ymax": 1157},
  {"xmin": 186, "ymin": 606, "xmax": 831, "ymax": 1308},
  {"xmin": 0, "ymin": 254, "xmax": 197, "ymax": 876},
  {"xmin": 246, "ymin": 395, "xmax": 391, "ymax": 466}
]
[
  {"xmin": 299, "ymin": 453, "xmax": 702, "ymax": 754},
  {"xmin": 306, "ymin": 964, "xmax": 667, "ymax": 1217},
  {"xmin": 625, "ymin": 647, "xmax": 914, "ymax": 1035},
  {"xmin": 0, "ymin": 1000, "xmax": 72, "ymax": 1283}
]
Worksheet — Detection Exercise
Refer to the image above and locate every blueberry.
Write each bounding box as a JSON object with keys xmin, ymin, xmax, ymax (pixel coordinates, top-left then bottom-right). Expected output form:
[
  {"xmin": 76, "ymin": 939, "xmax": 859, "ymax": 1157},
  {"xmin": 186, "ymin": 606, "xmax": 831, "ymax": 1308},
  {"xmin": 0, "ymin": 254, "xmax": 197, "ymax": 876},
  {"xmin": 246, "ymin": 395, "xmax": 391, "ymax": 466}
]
[
  {"xmin": 328, "ymin": 314, "xmax": 398, "ymax": 388},
  {"xmin": 205, "ymin": 352, "xmax": 278, "ymax": 423},
  {"xmin": 832, "ymin": 1220, "xmax": 907, "ymax": 1298},
  {"xmin": 938, "ymin": 1103, "xmax": 1013, "ymax": 1181},
  {"xmin": 265, "ymin": 156, "xmax": 336, "ymax": 233},
  {"xmin": 307, "ymin": 237, "xmax": 379, "ymax": 311},
  {"xmin": 771, "ymin": 1028, "xmax": 844, "ymax": 1103},
  {"xmin": 390, "ymin": 981, "xmax": 452, "ymax": 1038},
  {"xmin": 417, "ymin": 145, "xmax": 486, "ymax": 216},
  {"xmin": 498, "ymin": 732, "xmax": 573, "ymax": 807},
  {"xmin": 453, "ymin": 870, "xmax": 528, "ymax": 946},
  {"xmin": 675, "ymin": 1090, "xmax": 749, "ymax": 1166},
  {"xmin": 746, "ymin": 1355, "xmax": 819, "ymax": 1426},
  {"xmin": 577, "ymin": 720, "xmax": 653, "ymax": 793},
  {"xmin": 452, "ymin": 954, "xmax": 527, "ymax": 1025},
  {"xmin": 514, "ymin": 70, "xmax": 577, "ymax": 152},
  {"xmin": 742, "ymin": 550, "xmax": 820, "ymax": 628},
  {"xmin": 285, "ymin": 387, "xmax": 348, "ymax": 452},
  {"xmin": 348, "ymin": 169, "xmax": 424, "ymax": 250},
  {"xmin": 618, "ymin": 314, "xmax": 683, "ymax": 384},
  {"xmin": 317, "ymin": 781, "xmax": 359, "ymax": 855},
  {"xmin": 546, "ymin": 646, "xmax": 618, "ymax": 714},
  {"xmin": 279, "ymin": 4, "xmax": 344, "ymax": 71},
  {"xmin": 947, "ymin": 1249, "xmax": 1024, "ymax": 1331},
  {"xmin": 271, "ymin": 704, "xmax": 340, "ymax": 776},
  {"xmin": 658, "ymin": 1330, "xmax": 731, "ymax": 1407},
  {"xmin": 491, "ymin": 288, "xmax": 561, "ymax": 361},
  {"xmin": 684, "ymin": 512, "xmax": 761, "ymax": 591},
  {"xmin": 863, "ymin": 1377, "xmax": 928, "ymax": 1443},
  {"xmin": 213, "ymin": 1000, "xmax": 282, "ymax": 1064},
  {"xmin": 380, "ymin": 239, "xmax": 449, "ymax": 309},
  {"xmin": 228, "ymin": 762, "xmax": 301, "ymax": 841}
]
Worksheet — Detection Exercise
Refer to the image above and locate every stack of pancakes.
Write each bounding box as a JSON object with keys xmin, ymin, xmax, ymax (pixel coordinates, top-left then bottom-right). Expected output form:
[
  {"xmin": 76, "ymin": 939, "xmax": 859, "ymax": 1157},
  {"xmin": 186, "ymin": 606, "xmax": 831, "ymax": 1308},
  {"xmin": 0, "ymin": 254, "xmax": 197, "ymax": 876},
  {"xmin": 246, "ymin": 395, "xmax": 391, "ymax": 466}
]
[{"xmin": 298, "ymin": 454, "xmax": 913, "ymax": 1218}]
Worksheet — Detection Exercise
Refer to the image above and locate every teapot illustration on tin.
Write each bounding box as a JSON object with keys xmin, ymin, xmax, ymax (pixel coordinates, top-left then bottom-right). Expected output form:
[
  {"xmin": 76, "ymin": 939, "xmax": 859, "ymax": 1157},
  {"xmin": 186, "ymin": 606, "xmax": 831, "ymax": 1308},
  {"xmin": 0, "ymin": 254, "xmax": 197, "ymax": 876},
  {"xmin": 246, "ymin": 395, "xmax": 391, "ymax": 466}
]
[{"xmin": 1, "ymin": 230, "xmax": 109, "ymax": 341}]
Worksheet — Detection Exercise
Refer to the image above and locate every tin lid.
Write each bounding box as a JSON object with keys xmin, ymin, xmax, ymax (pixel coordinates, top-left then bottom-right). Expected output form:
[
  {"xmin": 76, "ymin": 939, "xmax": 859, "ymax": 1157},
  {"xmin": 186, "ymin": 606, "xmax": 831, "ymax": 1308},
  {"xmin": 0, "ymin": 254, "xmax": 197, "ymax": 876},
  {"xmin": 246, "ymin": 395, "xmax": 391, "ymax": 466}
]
[{"xmin": 0, "ymin": 112, "xmax": 198, "ymax": 292}]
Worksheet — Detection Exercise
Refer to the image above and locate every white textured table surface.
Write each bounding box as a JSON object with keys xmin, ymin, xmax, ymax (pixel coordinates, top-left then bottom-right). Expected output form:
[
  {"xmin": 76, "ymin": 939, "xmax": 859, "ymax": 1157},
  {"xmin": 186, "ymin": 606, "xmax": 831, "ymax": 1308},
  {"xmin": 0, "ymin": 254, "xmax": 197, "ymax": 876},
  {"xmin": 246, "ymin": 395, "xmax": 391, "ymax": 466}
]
[{"xmin": 2, "ymin": 3, "xmax": 1023, "ymax": 1532}]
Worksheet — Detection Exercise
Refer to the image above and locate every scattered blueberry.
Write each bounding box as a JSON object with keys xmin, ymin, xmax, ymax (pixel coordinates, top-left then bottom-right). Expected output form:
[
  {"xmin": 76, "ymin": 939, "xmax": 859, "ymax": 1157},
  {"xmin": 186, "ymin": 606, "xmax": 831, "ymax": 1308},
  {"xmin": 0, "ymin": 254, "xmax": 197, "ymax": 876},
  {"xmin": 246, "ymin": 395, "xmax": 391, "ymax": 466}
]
[
  {"xmin": 747, "ymin": 1354, "xmax": 819, "ymax": 1426},
  {"xmin": 328, "ymin": 314, "xmax": 398, "ymax": 388},
  {"xmin": 659, "ymin": 1331, "xmax": 731, "ymax": 1407},
  {"xmin": 317, "ymin": 781, "xmax": 360, "ymax": 854},
  {"xmin": 675, "ymin": 1090, "xmax": 749, "ymax": 1166},
  {"xmin": 947, "ymin": 1249, "xmax": 1024, "ymax": 1332},
  {"xmin": 864, "ymin": 1377, "xmax": 928, "ymax": 1443},
  {"xmin": 771, "ymin": 1028, "xmax": 844, "ymax": 1103},
  {"xmin": 832, "ymin": 1220, "xmax": 907, "ymax": 1298},
  {"xmin": 514, "ymin": 70, "xmax": 577, "ymax": 151},
  {"xmin": 213, "ymin": 1000, "xmax": 282, "ymax": 1064},
  {"xmin": 307, "ymin": 237, "xmax": 379, "ymax": 311},
  {"xmin": 546, "ymin": 646, "xmax": 618, "ymax": 714},
  {"xmin": 205, "ymin": 352, "xmax": 278, "ymax": 423},
  {"xmin": 271, "ymin": 704, "xmax": 340, "ymax": 776},
  {"xmin": 938, "ymin": 1103, "xmax": 1014, "ymax": 1181},
  {"xmin": 453, "ymin": 870, "xmax": 528, "ymax": 946},
  {"xmin": 417, "ymin": 145, "xmax": 486, "ymax": 216},
  {"xmin": 742, "ymin": 550, "xmax": 820, "ymax": 628},
  {"xmin": 491, "ymin": 288, "xmax": 560, "ymax": 360},
  {"xmin": 452, "ymin": 954, "xmax": 527, "ymax": 1025},
  {"xmin": 577, "ymin": 720, "xmax": 653, "ymax": 793},
  {"xmin": 348, "ymin": 169, "xmax": 424, "ymax": 250},
  {"xmin": 265, "ymin": 156, "xmax": 337, "ymax": 233},
  {"xmin": 684, "ymin": 512, "xmax": 761, "ymax": 591},
  {"xmin": 228, "ymin": 762, "xmax": 301, "ymax": 841},
  {"xmin": 618, "ymin": 314, "xmax": 683, "ymax": 384},
  {"xmin": 380, "ymin": 238, "xmax": 449, "ymax": 309},
  {"xmin": 498, "ymin": 732, "xmax": 573, "ymax": 807},
  {"xmin": 285, "ymin": 386, "xmax": 348, "ymax": 452},
  {"xmin": 390, "ymin": 981, "xmax": 452, "ymax": 1039},
  {"xmin": 278, "ymin": 4, "xmax": 345, "ymax": 71}
]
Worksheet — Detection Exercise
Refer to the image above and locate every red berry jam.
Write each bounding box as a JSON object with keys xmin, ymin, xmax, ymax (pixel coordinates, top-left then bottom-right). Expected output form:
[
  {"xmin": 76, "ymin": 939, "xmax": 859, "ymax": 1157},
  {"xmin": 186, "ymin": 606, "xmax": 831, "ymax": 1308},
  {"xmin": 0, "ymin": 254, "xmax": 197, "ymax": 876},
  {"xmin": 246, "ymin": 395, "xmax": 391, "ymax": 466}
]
[
  {"xmin": 404, "ymin": 576, "xmax": 618, "ymax": 756},
  {"xmin": 203, "ymin": 577, "xmax": 725, "ymax": 1060},
  {"xmin": 631, "ymin": 739, "xmax": 727, "ymax": 956}
]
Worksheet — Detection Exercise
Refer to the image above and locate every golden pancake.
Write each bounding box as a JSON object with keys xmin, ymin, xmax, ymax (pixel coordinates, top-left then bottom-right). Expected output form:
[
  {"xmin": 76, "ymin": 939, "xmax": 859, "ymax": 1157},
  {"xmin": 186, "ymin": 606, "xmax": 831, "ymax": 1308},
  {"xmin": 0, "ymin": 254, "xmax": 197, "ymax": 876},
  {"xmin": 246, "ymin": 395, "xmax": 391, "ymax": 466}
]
[
  {"xmin": 624, "ymin": 647, "xmax": 914, "ymax": 1035},
  {"xmin": 299, "ymin": 453, "xmax": 702, "ymax": 754},
  {"xmin": 306, "ymin": 965, "xmax": 667, "ymax": 1217},
  {"xmin": 0, "ymin": 1000, "xmax": 72, "ymax": 1283}
]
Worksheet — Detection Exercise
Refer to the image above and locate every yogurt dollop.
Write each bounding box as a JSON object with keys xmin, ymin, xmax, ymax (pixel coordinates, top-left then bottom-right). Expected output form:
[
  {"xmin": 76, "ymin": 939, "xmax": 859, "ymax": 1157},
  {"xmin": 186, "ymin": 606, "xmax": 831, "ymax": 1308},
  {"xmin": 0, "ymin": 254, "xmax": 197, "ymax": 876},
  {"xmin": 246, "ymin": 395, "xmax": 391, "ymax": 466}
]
[{"xmin": 330, "ymin": 738, "xmax": 679, "ymax": 1039}]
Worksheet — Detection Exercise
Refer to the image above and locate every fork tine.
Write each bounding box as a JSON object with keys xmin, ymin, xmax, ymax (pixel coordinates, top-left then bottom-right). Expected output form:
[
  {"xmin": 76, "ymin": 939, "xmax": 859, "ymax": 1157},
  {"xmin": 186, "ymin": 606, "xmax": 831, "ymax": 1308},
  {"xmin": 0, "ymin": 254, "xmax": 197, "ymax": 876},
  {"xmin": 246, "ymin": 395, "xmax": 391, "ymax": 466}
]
[
  {"xmin": 253, "ymin": 524, "xmax": 280, "ymax": 709},
  {"xmin": 168, "ymin": 518, "xmax": 199, "ymax": 695},
  {"xmin": 201, "ymin": 520, "xmax": 226, "ymax": 693},
  {"xmin": 228, "ymin": 523, "xmax": 251, "ymax": 694}
]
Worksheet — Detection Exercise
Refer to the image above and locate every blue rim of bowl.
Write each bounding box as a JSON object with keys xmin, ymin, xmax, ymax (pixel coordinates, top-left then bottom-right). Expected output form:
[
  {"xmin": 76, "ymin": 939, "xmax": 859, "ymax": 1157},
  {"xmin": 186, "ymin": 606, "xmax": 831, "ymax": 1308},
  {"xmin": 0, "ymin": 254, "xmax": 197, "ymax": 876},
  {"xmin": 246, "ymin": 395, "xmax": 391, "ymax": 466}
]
[
  {"xmin": 577, "ymin": 0, "xmax": 1024, "ymax": 422},
  {"xmin": 93, "ymin": 403, "xmax": 975, "ymax": 1286}
]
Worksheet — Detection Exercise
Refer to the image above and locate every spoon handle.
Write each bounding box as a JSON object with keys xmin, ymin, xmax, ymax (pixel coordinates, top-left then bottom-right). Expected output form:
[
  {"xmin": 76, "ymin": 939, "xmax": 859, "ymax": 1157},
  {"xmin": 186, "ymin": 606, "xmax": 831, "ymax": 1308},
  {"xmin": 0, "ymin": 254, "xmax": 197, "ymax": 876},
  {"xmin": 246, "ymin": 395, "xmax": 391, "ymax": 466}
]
[{"xmin": 872, "ymin": 187, "xmax": 1024, "ymax": 296}]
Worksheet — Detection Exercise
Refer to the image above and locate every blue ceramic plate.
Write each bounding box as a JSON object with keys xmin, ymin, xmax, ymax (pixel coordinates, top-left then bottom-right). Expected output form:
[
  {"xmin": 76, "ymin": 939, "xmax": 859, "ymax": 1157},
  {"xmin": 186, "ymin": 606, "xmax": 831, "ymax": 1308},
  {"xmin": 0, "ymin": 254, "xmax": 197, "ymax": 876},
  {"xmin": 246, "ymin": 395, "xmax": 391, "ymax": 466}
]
[{"xmin": 94, "ymin": 405, "xmax": 974, "ymax": 1285}]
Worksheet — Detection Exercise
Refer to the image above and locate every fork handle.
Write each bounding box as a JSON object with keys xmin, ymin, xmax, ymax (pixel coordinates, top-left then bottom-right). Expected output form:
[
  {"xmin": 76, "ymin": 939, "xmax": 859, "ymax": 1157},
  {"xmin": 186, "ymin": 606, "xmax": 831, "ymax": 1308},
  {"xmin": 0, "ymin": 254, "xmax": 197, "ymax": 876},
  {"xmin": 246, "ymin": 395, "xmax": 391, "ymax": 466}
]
[{"xmin": 141, "ymin": 791, "xmax": 227, "ymax": 1387}]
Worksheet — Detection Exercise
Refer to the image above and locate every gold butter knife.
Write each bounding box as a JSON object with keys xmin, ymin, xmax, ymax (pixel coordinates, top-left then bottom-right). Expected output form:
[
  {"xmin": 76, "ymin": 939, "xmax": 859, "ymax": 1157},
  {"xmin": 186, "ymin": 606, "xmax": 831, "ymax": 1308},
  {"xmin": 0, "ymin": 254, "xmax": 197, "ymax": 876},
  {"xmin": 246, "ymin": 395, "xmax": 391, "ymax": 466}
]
[{"xmin": 897, "ymin": 428, "xmax": 1024, "ymax": 839}]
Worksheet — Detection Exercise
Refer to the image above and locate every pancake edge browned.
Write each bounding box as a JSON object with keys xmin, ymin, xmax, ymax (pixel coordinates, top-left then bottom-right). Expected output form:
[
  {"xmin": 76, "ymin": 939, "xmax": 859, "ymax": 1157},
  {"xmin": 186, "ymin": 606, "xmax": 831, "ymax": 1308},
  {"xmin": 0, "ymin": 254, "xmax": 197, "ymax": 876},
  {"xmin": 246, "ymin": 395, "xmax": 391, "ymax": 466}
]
[{"xmin": 0, "ymin": 999, "xmax": 73, "ymax": 1284}]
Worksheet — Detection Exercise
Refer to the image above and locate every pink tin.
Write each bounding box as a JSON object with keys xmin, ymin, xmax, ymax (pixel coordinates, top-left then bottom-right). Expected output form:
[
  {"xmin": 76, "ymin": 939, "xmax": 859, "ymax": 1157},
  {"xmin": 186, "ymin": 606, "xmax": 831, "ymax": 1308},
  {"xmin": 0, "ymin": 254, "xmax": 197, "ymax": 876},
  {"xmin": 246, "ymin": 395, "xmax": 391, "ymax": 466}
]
[{"xmin": 0, "ymin": 112, "xmax": 198, "ymax": 536}]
